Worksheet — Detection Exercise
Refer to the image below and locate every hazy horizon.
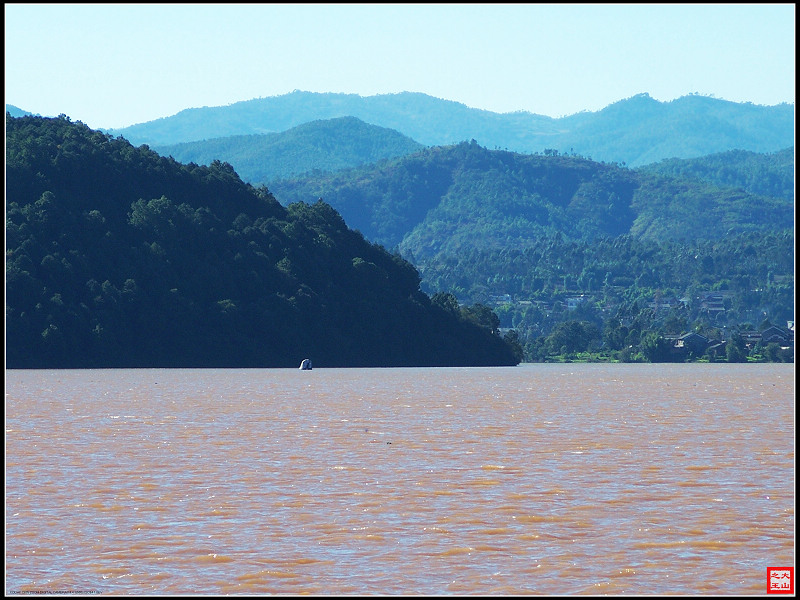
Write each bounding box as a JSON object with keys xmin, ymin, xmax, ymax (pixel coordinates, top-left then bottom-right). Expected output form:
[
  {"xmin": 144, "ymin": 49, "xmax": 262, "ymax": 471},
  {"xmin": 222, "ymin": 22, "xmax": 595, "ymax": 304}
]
[{"xmin": 5, "ymin": 4, "xmax": 794, "ymax": 130}]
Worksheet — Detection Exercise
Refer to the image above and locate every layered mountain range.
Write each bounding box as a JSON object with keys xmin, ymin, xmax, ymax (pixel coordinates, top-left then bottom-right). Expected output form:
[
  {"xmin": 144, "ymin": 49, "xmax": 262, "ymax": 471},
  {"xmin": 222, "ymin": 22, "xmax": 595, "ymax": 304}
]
[
  {"xmin": 99, "ymin": 91, "xmax": 793, "ymax": 167},
  {"xmin": 5, "ymin": 90, "xmax": 794, "ymax": 363}
]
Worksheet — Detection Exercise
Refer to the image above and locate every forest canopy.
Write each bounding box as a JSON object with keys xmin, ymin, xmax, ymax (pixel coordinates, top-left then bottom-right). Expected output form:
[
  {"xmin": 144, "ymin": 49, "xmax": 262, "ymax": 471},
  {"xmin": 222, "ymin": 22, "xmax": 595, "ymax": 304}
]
[{"xmin": 5, "ymin": 114, "xmax": 519, "ymax": 368}]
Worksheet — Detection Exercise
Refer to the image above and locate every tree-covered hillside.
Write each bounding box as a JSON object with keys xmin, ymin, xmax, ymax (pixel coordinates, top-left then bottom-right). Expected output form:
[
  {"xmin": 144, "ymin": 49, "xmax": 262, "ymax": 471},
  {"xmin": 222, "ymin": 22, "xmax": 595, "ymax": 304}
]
[
  {"xmin": 637, "ymin": 147, "xmax": 794, "ymax": 201},
  {"xmin": 5, "ymin": 114, "xmax": 519, "ymax": 368},
  {"xmin": 104, "ymin": 91, "xmax": 794, "ymax": 167},
  {"xmin": 154, "ymin": 116, "xmax": 425, "ymax": 185},
  {"xmin": 268, "ymin": 140, "xmax": 794, "ymax": 360},
  {"xmin": 269, "ymin": 141, "xmax": 793, "ymax": 256}
]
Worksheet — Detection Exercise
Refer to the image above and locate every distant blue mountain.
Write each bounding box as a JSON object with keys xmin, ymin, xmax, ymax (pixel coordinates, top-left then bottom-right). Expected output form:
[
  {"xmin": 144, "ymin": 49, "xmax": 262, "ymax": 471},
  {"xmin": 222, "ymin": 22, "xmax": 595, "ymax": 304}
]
[
  {"xmin": 106, "ymin": 91, "xmax": 794, "ymax": 167},
  {"xmin": 5, "ymin": 104, "xmax": 34, "ymax": 118},
  {"xmin": 154, "ymin": 116, "xmax": 425, "ymax": 183}
]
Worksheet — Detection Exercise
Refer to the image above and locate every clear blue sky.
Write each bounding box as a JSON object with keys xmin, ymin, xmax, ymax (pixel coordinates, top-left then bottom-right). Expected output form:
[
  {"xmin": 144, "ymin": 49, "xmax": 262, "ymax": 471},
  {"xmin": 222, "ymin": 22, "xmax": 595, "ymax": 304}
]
[{"xmin": 5, "ymin": 3, "xmax": 795, "ymax": 130}]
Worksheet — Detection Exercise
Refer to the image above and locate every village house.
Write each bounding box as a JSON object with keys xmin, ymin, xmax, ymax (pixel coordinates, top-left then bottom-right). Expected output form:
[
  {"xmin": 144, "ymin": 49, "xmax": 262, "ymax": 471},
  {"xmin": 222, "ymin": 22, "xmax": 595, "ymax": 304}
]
[
  {"xmin": 566, "ymin": 295, "xmax": 588, "ymax": 310},
  {"xmin": 663, "ymin": 331, "xmax": 718, "ymax": 359},
  {"xmin": 490, "ymin": 293, "xmax": 512, "ymax": 305},
  {"xmin": 676, "ymin": 331, "xmax": 713, "ymax": 355},
  {"xmin": 698, "ymin": 291, "xmax": 733, "ymax": 313},
  {"xmin": 761, "ymin": 325, "xmax": 793, "ymax": 346},
  {"xmin": 647, "ymin": 295, "xmax": 682, "ymax": 310},
  {"xmin": 704, "ymin": 340, "xmax": 728, "ymax": 360},
  {"xmin": 740, "ymin": 324, "xmax": 794, "ymax": 350}
]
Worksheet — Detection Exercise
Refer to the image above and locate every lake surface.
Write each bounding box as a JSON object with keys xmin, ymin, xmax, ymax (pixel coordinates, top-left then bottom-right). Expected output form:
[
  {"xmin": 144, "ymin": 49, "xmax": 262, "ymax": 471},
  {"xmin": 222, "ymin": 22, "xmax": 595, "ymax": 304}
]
[{"xmin": 5, "ymin": 363, "xmax": 794, "ymax": 595}]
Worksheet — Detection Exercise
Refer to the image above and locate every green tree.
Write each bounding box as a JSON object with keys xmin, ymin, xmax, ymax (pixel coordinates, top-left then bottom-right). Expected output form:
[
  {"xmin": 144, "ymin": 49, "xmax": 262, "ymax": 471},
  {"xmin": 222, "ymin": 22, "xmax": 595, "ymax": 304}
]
[
  {"xmin": 640, "ymin": 332, "xmax": 674, "ymax": 362},
  {"xmin": 432, "ymin": 291, "xmax": 460, "ymax": 314},
  {"xmin": 725, "ymin": 333, "xmax": 748, "ymax": 363},
  {"xmin": 763, "ymin": 342, "xmax": 782, "ymax": 362},
  {"xmin": 461, "ymin": 303, "xmax": 501, "ymax": 334},
  {"xmin": 602, "ymin": 318, "xmax": 629, "ymax": 351},
  {"xmin": 545, "ymin": 320, "xmax": 601, "ymax": 355},
  {"xmin": 502, "ymin": 329, "xmax": 525, "ymax": 364}
]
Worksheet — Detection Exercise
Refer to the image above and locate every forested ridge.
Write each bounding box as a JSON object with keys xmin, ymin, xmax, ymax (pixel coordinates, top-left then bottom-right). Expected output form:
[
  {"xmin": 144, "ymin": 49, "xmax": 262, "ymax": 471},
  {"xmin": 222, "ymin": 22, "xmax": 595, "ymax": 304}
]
[
  {"xmin": 153, "ymin": 116, "xmax": 425, "ymax": 185},
  {"xmin": 269, "ymin": 141, "xmax": 794, "ymax": 363},
  {"xmin": 269, "ymin": 141, "xmax": 792, "ymax": 253},
  {"xmin": 636, "ymin": 147, "xmax": 794, "ymax": 201},
  {"xmin": 5, "ymin": 114, "xmax": 520, "ymax": 368}
]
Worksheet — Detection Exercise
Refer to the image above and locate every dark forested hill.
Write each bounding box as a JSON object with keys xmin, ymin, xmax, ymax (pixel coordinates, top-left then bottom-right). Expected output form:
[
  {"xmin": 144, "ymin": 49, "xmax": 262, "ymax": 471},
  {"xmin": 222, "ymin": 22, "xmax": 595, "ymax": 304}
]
[
  {"xmin": 637, "ymin": 147, "xmax": 794, "ymax": 201},
  {"xmin": 5, "ymin": 114, "xmax": 519, "ymax": 368},
  {"xmin": 106, "ymin": 91, "xmax": 794, "ymax": 167},
  {"xmin": 153, "ymin": 116, "xmax": 425, "ymax": 185}
]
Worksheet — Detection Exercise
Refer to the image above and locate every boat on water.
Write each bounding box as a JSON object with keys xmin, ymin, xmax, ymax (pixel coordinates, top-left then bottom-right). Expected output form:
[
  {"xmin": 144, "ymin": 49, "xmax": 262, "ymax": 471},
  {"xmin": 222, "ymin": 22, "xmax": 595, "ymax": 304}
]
[{"xmin": 299, "ymin": 358, "xmax": 312, "ymax": 370}]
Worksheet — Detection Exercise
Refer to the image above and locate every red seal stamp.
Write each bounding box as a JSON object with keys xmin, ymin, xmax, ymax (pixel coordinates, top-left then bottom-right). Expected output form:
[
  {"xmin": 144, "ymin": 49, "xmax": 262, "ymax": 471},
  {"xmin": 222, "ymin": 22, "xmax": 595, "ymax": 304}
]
[{"xmin": 767, "ymin": 567, "xmax": 794, "ymax": 594}]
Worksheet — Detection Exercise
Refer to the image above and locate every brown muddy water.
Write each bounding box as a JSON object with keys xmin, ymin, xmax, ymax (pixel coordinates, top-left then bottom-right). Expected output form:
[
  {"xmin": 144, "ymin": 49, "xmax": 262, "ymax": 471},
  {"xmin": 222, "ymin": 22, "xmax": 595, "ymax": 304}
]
[{"xmin": 5, "ymin": 363, "xmax": 794, "ymax": 595}]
